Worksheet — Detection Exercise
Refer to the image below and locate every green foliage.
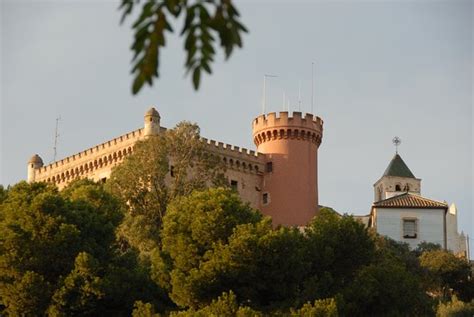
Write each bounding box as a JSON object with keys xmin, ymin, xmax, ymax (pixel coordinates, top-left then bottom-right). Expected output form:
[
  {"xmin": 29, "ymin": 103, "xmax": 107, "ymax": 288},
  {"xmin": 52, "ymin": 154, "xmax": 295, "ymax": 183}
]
[
  {"xmin": 119, "ymin": 0, "xmax": 247, "ymax": 93},
  {"xmin": 302, "ymin": 209, "xmax": 375, "ymax": 300},
  {"xmin": 342, "ymin": 257, "xmax": 430, "ymax": 316},
  {"xmin": 184, "ymin": 220, "xmax": 308, "ymax": 310},
  {"xmin": 0, "ymin": 180, "xmax": 165, "ymax": 316},
  {"xmin": 160, "ymin": 188, "xmax": 262, "ymax": 307},
  {"xmin": 170, "ymin": 291, "xmax": 262, "ymax": 317},
  {"xmin": 3, "ymin": 177, "xmax": 469, "ymax": 316},
  {"xmin": 132, "ymin": 300, "xmax": 161, "ymax": 317},
  {"xmin": 108, "ymin": 122, "xmax": 227, "ymax": 288},
  {"xmin": 48, "ymin": 252, "xmax": 104, "ymax": 316},
  {"xmin": 436, "ymin": 296, "xmax": 474, "ymax": 317},
  {"xmin": 0, "ymin": 185, "xmax": 7, "ymax": 204},
  {"xmin": 107, "ymin": 122, "xmax": 226, "ymax": 231},
  {"xmin": 290, "ymin": 298, "xmax": 339, "ymax": 317},
  {"xmin": 1, "ymin": 271, "xmax": 52, "ymax": 316},
  {"xmin": 414, "ymin": 241, "xmax": 442, "ymax": 256},
  {"xmin": 420, "ymin": 250, "xmax": 472, "ymax": 301}
]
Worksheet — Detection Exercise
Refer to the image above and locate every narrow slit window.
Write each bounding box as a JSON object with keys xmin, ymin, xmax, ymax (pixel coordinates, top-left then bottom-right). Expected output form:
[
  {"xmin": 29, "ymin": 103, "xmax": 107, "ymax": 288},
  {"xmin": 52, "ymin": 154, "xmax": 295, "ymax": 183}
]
[
  {"xmin": 266, "ymin": 162, "xmax": 273, "ymax": 173},
  {"xmin": 263, "ymin": 193, "xmax": 269, "ymax": 205}
]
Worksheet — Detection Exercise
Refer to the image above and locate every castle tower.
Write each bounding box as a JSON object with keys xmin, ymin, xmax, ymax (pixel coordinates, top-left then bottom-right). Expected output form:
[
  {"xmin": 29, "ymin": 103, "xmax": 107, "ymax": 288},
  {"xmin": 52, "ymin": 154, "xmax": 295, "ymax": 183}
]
[
  {"xmin": 144, "ymin": 107, "xmax": 161, "ymax": 136},
  {"xmin": 27, "ymin": 154, "xmax": 44, "ymax": 183},
  {"xmin": 252, "ymin": 112, "xmax": 323, "ymax": 227},
  {"xmin": 373, "ymin": 154, "xmax": 421, "ymax": 202}
]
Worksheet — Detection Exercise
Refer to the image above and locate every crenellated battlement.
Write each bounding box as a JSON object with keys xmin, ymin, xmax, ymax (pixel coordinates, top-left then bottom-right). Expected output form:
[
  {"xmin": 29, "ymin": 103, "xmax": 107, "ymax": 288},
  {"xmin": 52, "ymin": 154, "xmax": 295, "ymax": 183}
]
[
  {"xmin": 37, "ymin": 128, "xmax": 146, "ymax": 175},
  {"xmin": 253, "ymin": 111, "xmax": 323, "ymax": 131},
  {"xmin": 252, "ymin": 111, "xmax": 323, "ymax": 147},
  {"xmin": 200, "ymin": 137, "xmax": 265, "ymax": 174}
]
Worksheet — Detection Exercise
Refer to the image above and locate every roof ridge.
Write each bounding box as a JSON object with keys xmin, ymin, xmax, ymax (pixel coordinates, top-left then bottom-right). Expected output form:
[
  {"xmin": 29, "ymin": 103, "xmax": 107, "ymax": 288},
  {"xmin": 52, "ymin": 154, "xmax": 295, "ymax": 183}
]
[{"xmin": 373, "ymin": 192, "xmax": 448, "ymax": 208}]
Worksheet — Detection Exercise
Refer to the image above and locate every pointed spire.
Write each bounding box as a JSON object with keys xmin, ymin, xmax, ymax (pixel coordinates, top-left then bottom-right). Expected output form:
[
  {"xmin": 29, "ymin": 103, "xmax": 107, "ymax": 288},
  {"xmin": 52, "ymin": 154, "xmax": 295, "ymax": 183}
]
[{"xmin": 383, "ymin": 154, "xmax": 416, "ymax": 178}]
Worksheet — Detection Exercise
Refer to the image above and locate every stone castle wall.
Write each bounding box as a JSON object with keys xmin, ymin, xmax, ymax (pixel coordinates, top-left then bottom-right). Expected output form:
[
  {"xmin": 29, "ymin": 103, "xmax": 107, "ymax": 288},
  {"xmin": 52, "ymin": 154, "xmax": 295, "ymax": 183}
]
[
  {"xmin": 30, "ymin": 117, "xmax": 266, "ymax": 208},
  {"xmin": 29, "ymin": 107, "xmax": 323, "ymax": 225}
]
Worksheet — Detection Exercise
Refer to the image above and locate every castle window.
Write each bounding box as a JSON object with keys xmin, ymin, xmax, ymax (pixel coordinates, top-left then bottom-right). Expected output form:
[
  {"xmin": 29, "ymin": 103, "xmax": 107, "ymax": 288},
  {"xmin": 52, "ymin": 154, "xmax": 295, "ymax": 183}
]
[
  {"xmin": 170, "ymin": 166, "xmax": 175, "ymax": 177},
  {"xmin": 101, "ymin": 177, "xmax": 107, "ymax": 183},
  {"xmin": 230, "ymin": 180, "xmax": 238, "ymax": 191},
  {"xmin": 266, "ymin": 162, "xmax": 273, "ymax": 173},
  {"xmin": 262, "ymin": 193, "xmax": 269, "ymax": 205},
  {"xmin": 395, "ymin": 184, "xmax": 401, "ymax": 191},
  {"xmin": 403, "ymin": 184, "xmax": 410, "ymax": 191},
  {"xmin": 402, "ymin": 218, "xmax": 417, "ymax": 239}
]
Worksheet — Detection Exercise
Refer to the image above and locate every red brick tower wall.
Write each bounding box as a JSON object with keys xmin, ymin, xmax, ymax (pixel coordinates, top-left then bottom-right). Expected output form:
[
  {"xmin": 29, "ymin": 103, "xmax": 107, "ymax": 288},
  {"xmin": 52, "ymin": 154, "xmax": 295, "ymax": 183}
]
[{"xmin": 252, "ymin": 112, "xmax": 323, "ymax": 226}]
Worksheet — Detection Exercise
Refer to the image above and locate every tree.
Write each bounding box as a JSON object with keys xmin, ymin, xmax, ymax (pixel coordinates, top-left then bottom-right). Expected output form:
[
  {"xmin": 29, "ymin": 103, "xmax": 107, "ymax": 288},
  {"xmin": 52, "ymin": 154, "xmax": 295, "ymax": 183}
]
[
  {"xmin": 420, "ymin": 250, "xmax": 472, "ymax": 301},
  {"xmin": 48, "ymin": 252, "xmax": 104, "ymax": 316},
  {"xmin": 181, "ymin": 220, "xmax": 309, "ymax": 310},
  {"xmin": 414, "ymin": 241, "xmax": 442, "ymax": 257},
  {"xmin": 119, "ymin": 0, "xmax": 247, "ymax": 93},
  {"xmin": 0, "ymin": 180, "xmax": 165, "ymax": 316},
  {"xmin": 290, "ymin": 298, "xmax": 339, "ymax": 317},
  {"xmin": 107, "ymin": 122, "xmax": 226, "ymax": 257},
  {"xmin": 342, "ymin": 257, "xmax": 431, "ymax": 317},
  {"xmin": 159, "ymin": 188, "xmax": 262, "ymax": 307},
  {"xmin": 170, "ymin": 291, "xmax": 261, "ymax": 317},
  {"xmin": 436, "ymin": 295, "xmax": 474, "ymax": 317},
  {"xmin": 302, "ymin": 209, "xmax": 375, "ymax": 300}
]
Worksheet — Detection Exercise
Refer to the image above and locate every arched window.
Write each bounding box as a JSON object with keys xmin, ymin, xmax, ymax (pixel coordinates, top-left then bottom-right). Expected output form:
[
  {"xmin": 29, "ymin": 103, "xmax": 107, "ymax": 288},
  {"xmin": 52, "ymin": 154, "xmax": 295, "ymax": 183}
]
[{"xmin": 395, "ymin": 184, "xmax": 401, "ymax": 191}]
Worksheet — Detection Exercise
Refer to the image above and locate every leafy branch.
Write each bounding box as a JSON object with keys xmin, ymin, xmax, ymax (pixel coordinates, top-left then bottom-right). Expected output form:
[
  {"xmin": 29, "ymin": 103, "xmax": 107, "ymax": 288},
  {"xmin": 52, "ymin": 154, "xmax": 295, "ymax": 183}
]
[{"xmin": 119, "ymin": 0, "xmax": 247, "ymax": 94}]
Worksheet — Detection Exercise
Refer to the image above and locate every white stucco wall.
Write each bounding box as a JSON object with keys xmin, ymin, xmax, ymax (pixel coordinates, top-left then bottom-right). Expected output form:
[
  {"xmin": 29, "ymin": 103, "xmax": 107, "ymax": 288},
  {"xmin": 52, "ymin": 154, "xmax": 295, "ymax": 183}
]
[{"xmin": 375, "ymin": 207, "xmax": 445, "ymax": 249}]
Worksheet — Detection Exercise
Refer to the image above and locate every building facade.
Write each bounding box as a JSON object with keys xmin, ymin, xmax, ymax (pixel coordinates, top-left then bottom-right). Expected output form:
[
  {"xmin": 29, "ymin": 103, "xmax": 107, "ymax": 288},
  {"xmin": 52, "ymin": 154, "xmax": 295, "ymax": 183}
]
[
  {"xmin": 369, "ymin": 154, "xmax": 467, "ymax": 256},
  {"xmin": 27, "ymin": 107, "xmax": 324, "ymax": 227}
]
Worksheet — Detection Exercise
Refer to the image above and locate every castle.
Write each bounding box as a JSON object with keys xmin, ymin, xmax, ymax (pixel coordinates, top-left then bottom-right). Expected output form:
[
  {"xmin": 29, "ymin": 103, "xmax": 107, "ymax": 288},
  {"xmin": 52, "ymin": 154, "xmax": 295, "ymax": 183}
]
[{"xmin": 27, "ymin": 108, "xmax": 324, "ymax": 227}]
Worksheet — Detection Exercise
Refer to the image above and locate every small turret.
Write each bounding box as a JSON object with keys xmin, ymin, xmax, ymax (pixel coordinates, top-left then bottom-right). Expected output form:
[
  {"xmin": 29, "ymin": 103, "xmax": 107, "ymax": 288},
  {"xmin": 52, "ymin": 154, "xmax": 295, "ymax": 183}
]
[
  {"xmin": 27, "ymin": 154, "xmax": 44, "ymax": 183},
  {"xmin": 144, "ymin": 107, "xmax": 161, "ymax": 136}
]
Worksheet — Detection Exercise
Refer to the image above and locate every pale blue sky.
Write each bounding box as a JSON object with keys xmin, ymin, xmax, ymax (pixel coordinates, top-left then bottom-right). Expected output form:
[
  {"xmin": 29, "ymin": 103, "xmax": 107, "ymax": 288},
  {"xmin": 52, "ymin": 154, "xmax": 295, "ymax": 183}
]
[{"xmin": 1, "ymin": 0, "xmax": 472, "ymax": 244}]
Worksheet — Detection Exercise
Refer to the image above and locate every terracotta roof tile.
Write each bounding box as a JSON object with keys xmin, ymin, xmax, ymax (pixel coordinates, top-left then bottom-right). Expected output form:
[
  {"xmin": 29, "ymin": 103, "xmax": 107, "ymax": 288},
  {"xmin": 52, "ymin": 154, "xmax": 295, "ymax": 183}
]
[{"xmin": 373, "ymin": 193, "xmax": 447, "ymax": 209}]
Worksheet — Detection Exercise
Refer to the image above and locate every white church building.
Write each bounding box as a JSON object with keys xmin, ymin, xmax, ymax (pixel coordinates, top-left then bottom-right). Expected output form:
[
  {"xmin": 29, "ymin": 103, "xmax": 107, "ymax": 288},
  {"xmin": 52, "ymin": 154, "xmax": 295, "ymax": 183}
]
[{"xmin": 369, "ymin": 153, "xmax": 467, "ymax": 256}]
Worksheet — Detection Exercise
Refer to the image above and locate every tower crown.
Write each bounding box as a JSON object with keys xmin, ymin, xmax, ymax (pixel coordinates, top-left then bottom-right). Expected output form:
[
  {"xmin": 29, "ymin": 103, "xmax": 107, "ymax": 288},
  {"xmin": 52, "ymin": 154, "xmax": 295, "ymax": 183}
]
[
  {"xmin": 144, "ymin": 107, "xmax": 161, "ymax": 136},
  {"xmin": 252, "ymin": 111, "xmax": 323, "ymax": 147},
  {"xmin": 27, "ymin": 154, "xmax": 44, "ymax": 183},
  {"xmin": 28, "ymin": 154, "xmax": 44, "ymax": 165}
]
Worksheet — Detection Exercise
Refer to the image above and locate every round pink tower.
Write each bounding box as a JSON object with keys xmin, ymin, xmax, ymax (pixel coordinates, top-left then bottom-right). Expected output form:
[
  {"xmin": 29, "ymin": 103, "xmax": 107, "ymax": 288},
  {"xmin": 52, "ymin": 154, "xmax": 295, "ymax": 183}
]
[{"xmin": 252, "ymin": 111, "xmax": 323, "ymax": 227}]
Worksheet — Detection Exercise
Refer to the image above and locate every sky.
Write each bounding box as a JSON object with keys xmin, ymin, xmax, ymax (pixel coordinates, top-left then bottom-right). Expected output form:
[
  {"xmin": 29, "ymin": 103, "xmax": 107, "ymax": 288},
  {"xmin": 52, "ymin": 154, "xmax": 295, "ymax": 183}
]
[{"xmin": 1, "ymin": 1, "xmax": 472, "ymax": 246}]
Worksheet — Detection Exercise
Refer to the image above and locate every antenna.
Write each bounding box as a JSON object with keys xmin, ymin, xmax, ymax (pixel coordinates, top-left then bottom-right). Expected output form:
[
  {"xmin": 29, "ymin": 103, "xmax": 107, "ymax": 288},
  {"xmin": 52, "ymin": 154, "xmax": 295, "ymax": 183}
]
[
  {"xmin": 262, "ymin": 74, "xmax": 277, "ymax": 114},
  {"xmin": 52, "ymin": 116, "xmax": 61, "ymax": 163},
  {"xmin": 282, "ymin": 91, "xmax": 286, "ymax": 110},
  {"xmin": 392, "ymin": 136, "xmax": 401, "ymax": 154},
  {"xmin": 311, "ymin": 62, "xmax": 314, "ymax": 114},
  {"xmin": 298, "ymin": 81, "xmax": 302, "ymax": 111}
]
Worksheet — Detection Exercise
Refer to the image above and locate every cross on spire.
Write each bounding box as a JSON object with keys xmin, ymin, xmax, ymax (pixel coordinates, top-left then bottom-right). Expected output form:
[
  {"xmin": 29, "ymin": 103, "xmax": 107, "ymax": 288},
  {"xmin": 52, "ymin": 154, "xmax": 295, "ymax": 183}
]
[{"xmin": 392, "ymin": 136, "xmax": 401, "ymax": 154}]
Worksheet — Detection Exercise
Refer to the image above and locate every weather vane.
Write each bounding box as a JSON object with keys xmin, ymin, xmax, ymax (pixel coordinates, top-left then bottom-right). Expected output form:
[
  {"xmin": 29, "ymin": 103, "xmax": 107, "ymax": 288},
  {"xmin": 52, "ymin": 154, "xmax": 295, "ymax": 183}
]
[{"xmin": 392, "ymin": 136, "xmax": 401, "ymax": 154}]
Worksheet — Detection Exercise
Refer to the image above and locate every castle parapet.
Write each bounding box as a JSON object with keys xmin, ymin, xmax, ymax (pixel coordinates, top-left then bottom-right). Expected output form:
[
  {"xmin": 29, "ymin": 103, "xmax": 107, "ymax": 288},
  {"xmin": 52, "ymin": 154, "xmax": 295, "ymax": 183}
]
[
  {"xmin": 33, "ymin": 128, "xmax": 146, "ymax": 187},
  {"xmin": 252, "ymin": 111, "xmax": 323, "ymax": 147},
  {"xmin": 200, "ymin": 137, "xmax": 266, "ymax": 174}
]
